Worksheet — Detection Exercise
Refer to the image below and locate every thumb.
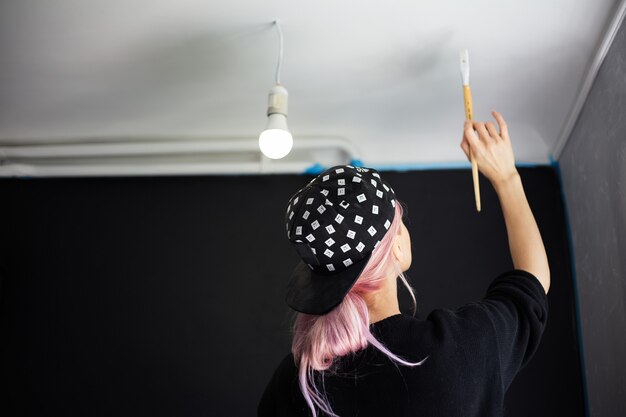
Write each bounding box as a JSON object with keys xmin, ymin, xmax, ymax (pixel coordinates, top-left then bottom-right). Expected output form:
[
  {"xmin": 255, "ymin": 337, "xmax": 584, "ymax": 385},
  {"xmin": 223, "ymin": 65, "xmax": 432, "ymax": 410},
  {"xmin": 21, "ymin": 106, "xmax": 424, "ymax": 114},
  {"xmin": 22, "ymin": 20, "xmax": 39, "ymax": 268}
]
[
  {"xmin": 460, "ymin": 137, "xmax": 471, "ymax": 162},
  {"xmin": 464, "ymin": 121, "xmax": 481, "ymax": 148}
]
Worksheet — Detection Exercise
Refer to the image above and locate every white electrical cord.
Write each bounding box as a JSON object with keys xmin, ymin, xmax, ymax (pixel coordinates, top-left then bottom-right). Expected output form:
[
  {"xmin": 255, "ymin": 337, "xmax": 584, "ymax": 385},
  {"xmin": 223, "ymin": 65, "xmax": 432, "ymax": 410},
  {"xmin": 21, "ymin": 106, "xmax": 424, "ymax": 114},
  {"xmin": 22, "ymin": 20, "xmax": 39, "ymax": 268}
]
[{"xmin": 274, "ymin": 20, "xmax": 284, "ymax": 85}]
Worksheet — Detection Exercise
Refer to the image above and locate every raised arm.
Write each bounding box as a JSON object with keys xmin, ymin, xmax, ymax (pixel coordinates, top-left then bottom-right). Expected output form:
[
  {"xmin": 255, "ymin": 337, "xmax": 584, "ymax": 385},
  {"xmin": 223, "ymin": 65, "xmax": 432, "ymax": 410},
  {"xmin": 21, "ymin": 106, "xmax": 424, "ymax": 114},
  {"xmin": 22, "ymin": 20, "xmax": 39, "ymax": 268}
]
[{"xmin": 460, "ymin": 111, "xmax": 550, "ymax": 293}]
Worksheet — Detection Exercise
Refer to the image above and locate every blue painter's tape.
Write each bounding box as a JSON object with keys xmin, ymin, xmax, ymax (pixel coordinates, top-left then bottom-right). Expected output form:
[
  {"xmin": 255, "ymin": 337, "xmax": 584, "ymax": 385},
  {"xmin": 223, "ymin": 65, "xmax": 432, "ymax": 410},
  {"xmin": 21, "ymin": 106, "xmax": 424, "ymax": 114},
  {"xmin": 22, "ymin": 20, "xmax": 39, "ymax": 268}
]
[
  {"xmin": 360, "ymin": 161, "xmax": 549, "ymax": 172},
  {"xmin": 303, "ymin": 163, "xmax": 326, "ymax": 175},
  {"xmin": 301, "ymin": 160, "xmax": 552, "ymax": 174},
  {"xmin": 369, "ymin": 162, "xmax": 471, "ymax": 171},
  {"xmin": 548, "ymin": 153, "xmax": 559, "ymax": 168},
  {"xmin": 515, "ymin": 161, "xmax": 550, "ymax": 168},
  {"xmin": 303, "ymin": 160, "xmax": 364, "ymax": 175}
]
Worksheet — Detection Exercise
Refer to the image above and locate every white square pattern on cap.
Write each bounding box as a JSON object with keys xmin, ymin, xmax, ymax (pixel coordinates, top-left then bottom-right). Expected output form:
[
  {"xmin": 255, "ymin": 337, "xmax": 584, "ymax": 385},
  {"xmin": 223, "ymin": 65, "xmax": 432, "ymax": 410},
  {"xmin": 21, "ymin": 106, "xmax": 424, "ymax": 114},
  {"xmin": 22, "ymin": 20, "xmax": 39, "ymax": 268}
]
[{"xmin": 286, "ymin": 165, "xmax": 395, "ymax": 273}]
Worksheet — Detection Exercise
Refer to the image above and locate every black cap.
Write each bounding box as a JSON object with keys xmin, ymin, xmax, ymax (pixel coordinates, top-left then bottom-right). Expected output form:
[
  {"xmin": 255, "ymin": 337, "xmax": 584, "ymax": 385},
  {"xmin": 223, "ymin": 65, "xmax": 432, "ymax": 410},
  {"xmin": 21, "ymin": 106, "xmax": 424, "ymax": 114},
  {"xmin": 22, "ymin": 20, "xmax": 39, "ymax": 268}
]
[{"xmin": 284, "ymin": 165, "xmax": 397, "ymax": 314}]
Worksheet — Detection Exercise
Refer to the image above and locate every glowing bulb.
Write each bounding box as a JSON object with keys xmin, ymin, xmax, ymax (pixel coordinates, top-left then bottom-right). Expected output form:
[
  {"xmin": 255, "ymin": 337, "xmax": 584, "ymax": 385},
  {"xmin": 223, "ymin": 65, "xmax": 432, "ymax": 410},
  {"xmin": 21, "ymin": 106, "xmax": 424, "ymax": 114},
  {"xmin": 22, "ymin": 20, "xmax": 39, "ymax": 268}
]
[{"xmin": 259, "ymin": 114, "xmax": 293, "ymax": 159}]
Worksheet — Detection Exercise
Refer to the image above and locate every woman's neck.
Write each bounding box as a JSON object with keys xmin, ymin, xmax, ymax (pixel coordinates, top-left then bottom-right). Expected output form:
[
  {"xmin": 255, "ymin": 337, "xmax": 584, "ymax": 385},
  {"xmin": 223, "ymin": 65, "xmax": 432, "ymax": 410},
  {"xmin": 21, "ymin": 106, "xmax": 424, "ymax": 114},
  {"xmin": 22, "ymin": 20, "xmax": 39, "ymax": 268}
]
[{"xmin": 364, "ymin": 276, "xmax": 401, "ymax": 324}]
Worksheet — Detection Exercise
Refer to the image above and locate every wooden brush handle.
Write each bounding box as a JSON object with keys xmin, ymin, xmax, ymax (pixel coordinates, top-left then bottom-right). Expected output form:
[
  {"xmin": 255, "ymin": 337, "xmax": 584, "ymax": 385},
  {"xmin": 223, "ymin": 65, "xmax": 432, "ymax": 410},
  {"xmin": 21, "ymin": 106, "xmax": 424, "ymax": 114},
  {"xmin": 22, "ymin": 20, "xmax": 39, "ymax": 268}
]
[
  {"xmin": 463, "ymin": 85, "xmax": 473, "ymax": 121},
  {"xmin": 463, "ymin": 85, "xmax": 481, "ymax": 212}
]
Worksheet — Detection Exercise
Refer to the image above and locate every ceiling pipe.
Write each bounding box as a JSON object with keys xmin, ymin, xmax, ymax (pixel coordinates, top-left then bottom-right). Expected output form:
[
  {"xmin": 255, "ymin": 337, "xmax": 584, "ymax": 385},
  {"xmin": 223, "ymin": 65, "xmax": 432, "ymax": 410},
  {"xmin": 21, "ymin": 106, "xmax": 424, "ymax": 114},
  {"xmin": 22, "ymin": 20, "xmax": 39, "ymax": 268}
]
[
  {"xmin": 0, "ymin": 161, "xmax": 317, "ymax": 177},
  {"xmin": 0, "ymin": 136, "xmax": 358, "ymax": 159},
  {"xmin": 0, "ymin": 135, "xmax": 360, "ymax": 177}
]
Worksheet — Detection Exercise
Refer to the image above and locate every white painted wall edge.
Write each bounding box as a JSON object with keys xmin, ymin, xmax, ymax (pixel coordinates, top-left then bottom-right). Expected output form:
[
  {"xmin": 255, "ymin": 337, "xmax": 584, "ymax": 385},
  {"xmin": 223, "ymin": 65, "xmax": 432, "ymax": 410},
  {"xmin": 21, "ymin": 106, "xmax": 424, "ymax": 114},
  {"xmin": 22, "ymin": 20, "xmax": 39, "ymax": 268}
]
[{"xmin": 552, "ymin": 0, "xmax": 626, "ymax": 160}]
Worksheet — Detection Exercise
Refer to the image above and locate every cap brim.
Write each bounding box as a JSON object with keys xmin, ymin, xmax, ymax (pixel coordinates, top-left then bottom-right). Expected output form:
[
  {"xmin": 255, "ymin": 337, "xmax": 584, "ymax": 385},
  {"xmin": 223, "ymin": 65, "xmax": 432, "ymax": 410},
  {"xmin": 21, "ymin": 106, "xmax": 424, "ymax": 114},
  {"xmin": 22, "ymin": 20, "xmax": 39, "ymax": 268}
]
[{"xmin": 285, "ymin": 254, "xmax": 372, "ymax": 315}]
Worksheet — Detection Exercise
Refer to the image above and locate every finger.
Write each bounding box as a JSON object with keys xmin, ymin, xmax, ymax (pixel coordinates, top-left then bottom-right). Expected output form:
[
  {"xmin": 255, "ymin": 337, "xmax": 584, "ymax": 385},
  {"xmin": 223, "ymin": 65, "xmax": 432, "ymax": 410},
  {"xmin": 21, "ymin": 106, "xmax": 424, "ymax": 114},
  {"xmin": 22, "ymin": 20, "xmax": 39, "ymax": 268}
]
[
  {"xmin": 464, "ymin": 122, "xmax": 484, "ymax": 161},
  {"xmin": 474, "ymin": 122, "xmax": 495, "ymax": 145},
  {"xmin": 491, "ymin": 111, "xmax": 509, "ymax": 140},
  {"xmin": 486, "ymin": 121, "xmax": 501, "ymax": 140},
  {"xmin": 464, "ymin": 121, "xmax": 482, "ymax": 149},
  {"xmin": 460, "ymin": 126, "xmax": 470, "ymax": 157},
  {"xmin": 460, "ymin": 138, "xmax": 471, "ymax": 162}
]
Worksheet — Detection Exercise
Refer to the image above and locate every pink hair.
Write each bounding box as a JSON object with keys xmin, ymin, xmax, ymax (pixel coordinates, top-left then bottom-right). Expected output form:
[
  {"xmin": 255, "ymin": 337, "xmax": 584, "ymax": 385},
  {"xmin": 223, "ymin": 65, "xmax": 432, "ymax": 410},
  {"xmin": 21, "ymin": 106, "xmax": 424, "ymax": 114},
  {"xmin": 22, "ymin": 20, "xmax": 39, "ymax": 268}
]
[{"xmin": 291, "ymin": 202, "xmax": 428, "ymax": 417}]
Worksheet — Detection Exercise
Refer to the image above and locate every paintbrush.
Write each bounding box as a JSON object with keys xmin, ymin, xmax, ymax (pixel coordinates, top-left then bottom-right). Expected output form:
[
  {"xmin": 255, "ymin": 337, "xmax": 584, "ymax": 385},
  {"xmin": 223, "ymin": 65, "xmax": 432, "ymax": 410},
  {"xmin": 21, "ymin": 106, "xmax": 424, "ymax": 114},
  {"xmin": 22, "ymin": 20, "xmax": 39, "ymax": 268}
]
[{"xmin": 460, "ymin": 49, "xmax": 481, "ymax": 212}]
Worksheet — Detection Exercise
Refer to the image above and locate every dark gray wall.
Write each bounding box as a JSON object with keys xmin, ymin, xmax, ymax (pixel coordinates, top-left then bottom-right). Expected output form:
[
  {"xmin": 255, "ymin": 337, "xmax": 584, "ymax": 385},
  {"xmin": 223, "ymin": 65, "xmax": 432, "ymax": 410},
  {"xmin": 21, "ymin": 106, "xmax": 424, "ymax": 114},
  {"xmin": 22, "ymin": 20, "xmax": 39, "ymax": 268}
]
[
  {"xmin": 0, "ymin": 168, "xmax": 585, "ymax": 416},
  {"xmin": 558, "ymin": 14, "xmax": 626, "ymax": 417}
]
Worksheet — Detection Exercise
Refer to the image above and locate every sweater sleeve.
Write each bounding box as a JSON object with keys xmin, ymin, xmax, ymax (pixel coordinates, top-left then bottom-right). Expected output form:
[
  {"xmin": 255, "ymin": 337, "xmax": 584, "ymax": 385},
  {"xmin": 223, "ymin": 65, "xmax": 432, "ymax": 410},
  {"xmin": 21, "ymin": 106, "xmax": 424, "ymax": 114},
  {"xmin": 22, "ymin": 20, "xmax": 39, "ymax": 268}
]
[{"xmin": 476, "ymin": 269, "xmax": 549, "ymax": 390}]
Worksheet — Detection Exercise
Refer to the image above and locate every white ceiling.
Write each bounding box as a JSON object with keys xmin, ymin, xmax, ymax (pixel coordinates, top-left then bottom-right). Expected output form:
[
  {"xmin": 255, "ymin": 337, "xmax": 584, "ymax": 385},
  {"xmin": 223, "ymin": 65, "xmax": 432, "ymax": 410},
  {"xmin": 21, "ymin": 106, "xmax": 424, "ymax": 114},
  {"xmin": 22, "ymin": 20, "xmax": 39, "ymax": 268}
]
[{"xmin": 0, "ymin": 0, "xmax": 623, "ymax": 175}]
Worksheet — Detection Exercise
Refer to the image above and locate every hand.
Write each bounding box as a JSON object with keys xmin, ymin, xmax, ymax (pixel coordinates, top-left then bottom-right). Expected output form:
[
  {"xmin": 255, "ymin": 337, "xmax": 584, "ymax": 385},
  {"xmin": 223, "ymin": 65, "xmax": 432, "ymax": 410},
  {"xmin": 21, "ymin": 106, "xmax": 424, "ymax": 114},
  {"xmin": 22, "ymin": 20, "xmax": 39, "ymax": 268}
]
[{"xmin": 460, "ymin": 110, "xmax": 519, "ymax": 187}]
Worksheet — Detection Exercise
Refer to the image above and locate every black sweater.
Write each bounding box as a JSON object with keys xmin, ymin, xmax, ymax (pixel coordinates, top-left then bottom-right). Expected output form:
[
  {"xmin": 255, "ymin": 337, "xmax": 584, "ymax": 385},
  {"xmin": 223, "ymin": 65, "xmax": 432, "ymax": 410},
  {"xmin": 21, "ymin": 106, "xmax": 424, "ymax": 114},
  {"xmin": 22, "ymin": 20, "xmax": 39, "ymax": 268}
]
[{"xmin": 258, "ymin": 269, "xmax": 549, "ymax": 417}]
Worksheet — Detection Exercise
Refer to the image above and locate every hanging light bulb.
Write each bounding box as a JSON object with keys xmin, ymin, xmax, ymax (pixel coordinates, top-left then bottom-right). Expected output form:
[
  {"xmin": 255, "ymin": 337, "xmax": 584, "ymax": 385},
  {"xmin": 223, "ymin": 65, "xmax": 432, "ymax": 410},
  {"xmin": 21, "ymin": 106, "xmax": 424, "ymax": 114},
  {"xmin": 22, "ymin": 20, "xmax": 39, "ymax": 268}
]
[
  {"xmin": 259, "ymin": 20, "xmax": 293, "ymax": 160},
  {"xmin": 259, "ymin": 85, "xmax": 293, "ymax": 159}
]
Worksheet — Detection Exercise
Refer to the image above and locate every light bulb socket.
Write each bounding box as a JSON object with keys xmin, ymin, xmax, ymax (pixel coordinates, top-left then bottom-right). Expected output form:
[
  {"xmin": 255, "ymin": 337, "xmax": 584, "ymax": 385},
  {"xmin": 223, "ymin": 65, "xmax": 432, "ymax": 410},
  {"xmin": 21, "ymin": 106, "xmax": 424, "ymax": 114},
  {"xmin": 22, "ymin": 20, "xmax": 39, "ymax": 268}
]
[
  {"xmin": 267, "ymin": 84, "xmax": 288, "ymax": 117},
  {"xmin": 265, "ymin": 113, "xmax": 289, "ymax": 131}
]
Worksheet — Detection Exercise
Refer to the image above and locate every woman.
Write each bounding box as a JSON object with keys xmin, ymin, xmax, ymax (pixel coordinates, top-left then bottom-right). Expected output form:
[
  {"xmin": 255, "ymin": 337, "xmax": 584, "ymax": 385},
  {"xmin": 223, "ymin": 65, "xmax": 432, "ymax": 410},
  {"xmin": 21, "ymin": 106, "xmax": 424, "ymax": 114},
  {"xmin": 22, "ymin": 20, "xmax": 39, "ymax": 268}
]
[{"xmin": 258, "ymin": 111, "xmax": 550, "ymax": 417}]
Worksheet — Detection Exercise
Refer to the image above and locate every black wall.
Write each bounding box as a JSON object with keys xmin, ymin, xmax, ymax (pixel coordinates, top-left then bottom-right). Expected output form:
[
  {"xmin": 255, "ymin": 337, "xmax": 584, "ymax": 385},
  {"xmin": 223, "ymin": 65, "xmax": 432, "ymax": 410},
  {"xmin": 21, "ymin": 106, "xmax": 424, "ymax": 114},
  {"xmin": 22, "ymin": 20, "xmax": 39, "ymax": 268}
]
[
  {"xmin": 558, "ymin": 11, "xmax": 626, "ymax": 417},
  {"xmin": 0, "ymin": 167, "xmax": 584, "ymax": 416}
]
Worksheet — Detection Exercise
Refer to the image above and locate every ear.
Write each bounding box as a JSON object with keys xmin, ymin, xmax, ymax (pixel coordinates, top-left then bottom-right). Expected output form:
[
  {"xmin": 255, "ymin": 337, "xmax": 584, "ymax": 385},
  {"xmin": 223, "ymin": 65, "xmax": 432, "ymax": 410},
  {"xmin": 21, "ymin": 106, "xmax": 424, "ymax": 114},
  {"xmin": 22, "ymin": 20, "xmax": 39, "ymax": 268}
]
[{"xmin": 391, "ymin": 234, "xmax": 404, "ymax": 264}]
